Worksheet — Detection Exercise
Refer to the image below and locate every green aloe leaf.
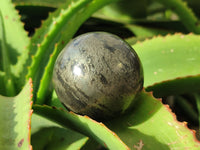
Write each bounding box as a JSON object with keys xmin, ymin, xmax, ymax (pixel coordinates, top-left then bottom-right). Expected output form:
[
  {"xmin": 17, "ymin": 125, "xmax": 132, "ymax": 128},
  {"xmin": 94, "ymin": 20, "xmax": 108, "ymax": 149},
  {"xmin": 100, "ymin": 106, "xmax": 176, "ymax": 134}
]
[
  {"xmin": 0, "ymin": 0, "xmax": 30, "ymax": 93},
  {"xmin": 0, "ymin": 71, "xmax": 5, "ymax": 94},
  {"xmin": 33, "ymin": 105, "xmax": 130, "ymax": 150},
  {"xmin": 133, "ymin": 33, "xmax": 200, "ymax": 97},
  {"xmin": 34, "ymin": 90, "xmax": 200, "ymax": 149},
  {"xmin": 154, "ymin": 0, "xmax": 200, "ymax": 33},
  {"xmin": 107, "ymin": 91, "xmax": 200, "ymax": 149},
  {"xmin": 25, "ymin": 0, "xmax": 119, "ymax": 104},
  {"xmin": 26, "ymin": 0, "xmax": 91, "ymax": 101},
  {"xmin": 13, "ymin": 0, "xmax": 65, "ymax": 7},
  {"xmin": 0, "ymin": 10, "xmax": 15, "ymax": 96},
  {"xmin": 0, "ymin": 79, "xmax": 33, "ymax": 150},
  {"xmin": 80, "ymin": 138, "xmax": 103, "ymax": 150},
  {"xmin": 126, "ymin": 24, "xmax": 173, "ymax": 38},
  {"xmin": 32, "ymin": 127, "xmax": 88, "ymax": 150},
  {"xmin": 31, "ymin": 113, "xmax": 88, "ymax": 150},
  {"xmin": 99, "ymin": 0, "xmax": 147, "ymax": 19}
]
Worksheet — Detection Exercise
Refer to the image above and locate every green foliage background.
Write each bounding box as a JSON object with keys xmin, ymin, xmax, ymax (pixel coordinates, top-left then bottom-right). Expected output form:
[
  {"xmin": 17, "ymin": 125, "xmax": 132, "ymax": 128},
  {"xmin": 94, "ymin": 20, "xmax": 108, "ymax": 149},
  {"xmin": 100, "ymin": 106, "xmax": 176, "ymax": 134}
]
[{"xmin": 0, "ymin": 0, "xmax": 200, "ymax": 149}]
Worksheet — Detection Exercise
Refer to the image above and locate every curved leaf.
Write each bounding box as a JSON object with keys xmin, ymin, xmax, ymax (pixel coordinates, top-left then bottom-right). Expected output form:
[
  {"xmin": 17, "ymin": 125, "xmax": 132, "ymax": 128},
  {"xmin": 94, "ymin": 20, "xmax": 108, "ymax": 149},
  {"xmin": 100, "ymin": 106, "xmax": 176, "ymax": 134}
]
[
  {"xmin": 0, "ymin": 0, "xmax": 30, "ymax": 92},
  {"xmin": 33, "ymin": 105, "xmax": 130, "ymax": 150},
  {"xmin": 0, "ymin": 79, "xmax": 33, "ymax": 150},
  {"xmin": 133, "ymin": 33, "xmax": 200, "ymax": 96},
  {"xmin": 27, "ymin": 0, "xmax": 92, "ymax": 100},
  {"xmin": 0, "ymin": 10, "xmax": 15, "ymax": 96},
  {"xmin": 0, "ymin": 71, "xmax": 5, "ymax": 94},
  {"xmin": 13, "ymin": 0, "xmax": 65, "ymax": 8},
  {"xmin": 32, "ymin": 127, "xmax": 88, "ymax": 150},
  {"xmin": 25, "ymin": 0, "xmax": 119, "ymax": 104},
  {"xmin": 107, "ymin": 90, "xmax": 200, "ymax": 149},
  {"xmin": 31, "ymin": 113, "xmax": 88, "ymax": 150},
  {"xmin": 154, "ymin": 0, "xmax": 200, "ymax": 33},
  {"xmin": 126, "ymin": 24, "xmax": 173, "ymax": 38}
]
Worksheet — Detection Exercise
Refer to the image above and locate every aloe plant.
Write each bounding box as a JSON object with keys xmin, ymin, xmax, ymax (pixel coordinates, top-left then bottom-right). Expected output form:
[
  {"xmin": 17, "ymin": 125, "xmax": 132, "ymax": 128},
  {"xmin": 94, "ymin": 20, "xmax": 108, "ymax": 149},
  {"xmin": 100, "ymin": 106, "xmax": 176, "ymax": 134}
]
[{"xmin": 1, "ymin": 0, "xmax": 200, "ymax": 149}]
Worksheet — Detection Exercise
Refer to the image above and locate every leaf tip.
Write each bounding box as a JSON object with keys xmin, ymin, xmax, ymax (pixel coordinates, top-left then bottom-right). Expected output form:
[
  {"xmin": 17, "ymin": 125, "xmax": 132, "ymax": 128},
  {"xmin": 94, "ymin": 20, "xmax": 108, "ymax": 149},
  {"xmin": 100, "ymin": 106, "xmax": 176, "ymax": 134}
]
[{"xmin": 163, "ymin": 103, "xmax": 200, "ymax": 145}]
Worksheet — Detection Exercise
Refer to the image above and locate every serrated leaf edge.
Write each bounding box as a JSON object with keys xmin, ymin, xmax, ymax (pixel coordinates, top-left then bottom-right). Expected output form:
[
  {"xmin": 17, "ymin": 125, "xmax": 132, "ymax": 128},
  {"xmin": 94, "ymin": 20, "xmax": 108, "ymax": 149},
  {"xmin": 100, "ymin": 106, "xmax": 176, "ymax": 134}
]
[
  {"xmin": 16, "ymin": 78, "xmax": 33, "ymax": 150},
  {"xmin": 163, "ymin": 104, "xmax": 200, "ymax": 147},
  {"xmin": 147, "ymin": 90, "xmax": 200, "ymax": 147},
  {"xmin": 147, "ymin": 73, "xmax": 200, "ymax": 88},
  {"xmin": 27, "ymin": 78, "xmax": 33, "ymax": 150},
  {"xmin": 33, "ymin": 104, "xmax": 130, "ymax": 150}
]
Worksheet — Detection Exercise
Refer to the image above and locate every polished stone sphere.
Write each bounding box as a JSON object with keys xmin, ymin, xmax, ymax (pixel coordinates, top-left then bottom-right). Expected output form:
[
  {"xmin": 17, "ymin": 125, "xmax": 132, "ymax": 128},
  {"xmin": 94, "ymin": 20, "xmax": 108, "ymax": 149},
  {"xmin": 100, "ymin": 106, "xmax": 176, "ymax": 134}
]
[{"xmin": 53, "ymin": 32, "xmax": 143, "ymax": 121}]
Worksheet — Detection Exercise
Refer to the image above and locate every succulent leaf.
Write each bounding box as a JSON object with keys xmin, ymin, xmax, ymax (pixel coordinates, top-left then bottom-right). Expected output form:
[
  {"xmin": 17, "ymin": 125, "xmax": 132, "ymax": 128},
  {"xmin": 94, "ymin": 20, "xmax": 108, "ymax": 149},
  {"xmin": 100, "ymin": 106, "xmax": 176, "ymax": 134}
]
[
  {"xmin": 33, "ymin": 104, "xmax": 130, "ymax": 150},
  {"xmin": 31, "ymin": 113, "xmax": 88, "ymax": 150},
  {"xmin": 133, "ymin": 33, "xmax": 200, "ymax": 97},
  {"xmin": 1, "ymin": 0, "xmax": 200, "ymax": 149},
  {"xmin": 13, "ymin": 0, "xmax": 66, "ymax": 8},
  {"xmin": 0, "ymin": 0, "xmax": 30, "ymax": 94},
  {"xmin": 0, "ymin": 79, "xmax": 33, "ymax": 150},
  {"xmin": 33, "ymin": 90, "xmax": 200, "ymax": 149},
  {"xmin": 154, "ymin": 0, "xmax": 200, "ymax": 33},
  {"xmin": 0, "ymin": 10, "xmax": 15, "ymax": 96},
  {"xmin": 26, "ymin": 0, "xmax": 119, "ymax": 104},
  {"xmin": 107, "ymin": 90, "xmax": 200, "ymax": 149}
]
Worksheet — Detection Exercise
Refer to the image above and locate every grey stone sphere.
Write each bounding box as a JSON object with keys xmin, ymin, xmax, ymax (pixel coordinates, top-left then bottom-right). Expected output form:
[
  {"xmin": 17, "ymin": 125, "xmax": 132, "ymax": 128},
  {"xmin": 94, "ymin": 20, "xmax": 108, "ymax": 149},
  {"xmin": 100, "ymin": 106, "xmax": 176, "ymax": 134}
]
[{"xmin": 53, "ymin": 32, "xmax": 143, "ymax": 121}]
